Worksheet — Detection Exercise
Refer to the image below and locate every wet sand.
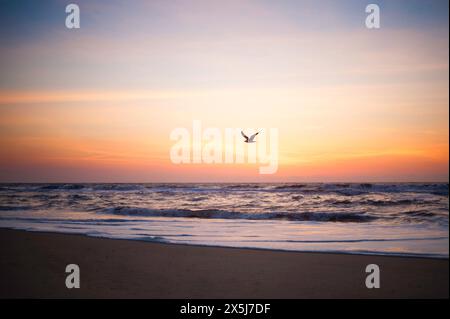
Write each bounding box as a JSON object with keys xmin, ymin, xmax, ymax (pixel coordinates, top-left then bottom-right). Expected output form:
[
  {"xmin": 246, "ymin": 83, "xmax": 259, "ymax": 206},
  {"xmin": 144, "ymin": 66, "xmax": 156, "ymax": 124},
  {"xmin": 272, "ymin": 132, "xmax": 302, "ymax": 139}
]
[{"xmin": 0, "ymin": 228, "xmax": 448, "ymax": 298}]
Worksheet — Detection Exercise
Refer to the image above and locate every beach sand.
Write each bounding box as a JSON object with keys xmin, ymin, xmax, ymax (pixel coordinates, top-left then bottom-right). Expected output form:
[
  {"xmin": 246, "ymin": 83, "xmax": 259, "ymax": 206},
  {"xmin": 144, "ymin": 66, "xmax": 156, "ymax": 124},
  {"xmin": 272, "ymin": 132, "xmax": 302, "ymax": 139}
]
[{"xmin": 0, "ymin": 228, "xmax": 448, "ymax": 298}]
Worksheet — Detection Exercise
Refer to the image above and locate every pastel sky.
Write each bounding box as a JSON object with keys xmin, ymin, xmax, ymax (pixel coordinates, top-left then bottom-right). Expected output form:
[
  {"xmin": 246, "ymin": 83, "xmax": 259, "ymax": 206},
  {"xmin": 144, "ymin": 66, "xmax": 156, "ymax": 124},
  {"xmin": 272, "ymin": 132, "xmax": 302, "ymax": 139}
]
[{"xmin": 0, "ymin": 0, "xmax": 448, "ymax": 182}]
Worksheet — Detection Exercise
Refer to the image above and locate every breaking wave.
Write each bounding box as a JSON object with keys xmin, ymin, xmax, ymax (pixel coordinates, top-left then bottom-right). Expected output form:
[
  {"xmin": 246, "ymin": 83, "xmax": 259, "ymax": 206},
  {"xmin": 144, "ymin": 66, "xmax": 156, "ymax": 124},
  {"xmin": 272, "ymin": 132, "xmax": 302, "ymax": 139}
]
[{"xmin": 100, "ymin": 206, "xmax": 376, "ymax": 222}]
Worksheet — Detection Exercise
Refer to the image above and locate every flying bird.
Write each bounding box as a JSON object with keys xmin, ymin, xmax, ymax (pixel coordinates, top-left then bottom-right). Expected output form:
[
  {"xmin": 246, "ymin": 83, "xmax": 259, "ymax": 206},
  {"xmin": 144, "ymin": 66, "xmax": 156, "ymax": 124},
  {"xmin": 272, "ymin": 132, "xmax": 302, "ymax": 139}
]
[{"xmin": 241, "ymin": 131, "xmax": 259, "ymax": 143}]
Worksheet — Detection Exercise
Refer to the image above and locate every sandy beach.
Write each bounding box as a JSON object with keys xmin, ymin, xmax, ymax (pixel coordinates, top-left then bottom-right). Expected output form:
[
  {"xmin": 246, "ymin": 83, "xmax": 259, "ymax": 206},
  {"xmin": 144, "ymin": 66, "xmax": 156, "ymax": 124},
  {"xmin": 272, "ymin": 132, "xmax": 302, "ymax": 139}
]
[{"xmin": 0, "ymin": 228, "xmax": 448, "ymax": 299}]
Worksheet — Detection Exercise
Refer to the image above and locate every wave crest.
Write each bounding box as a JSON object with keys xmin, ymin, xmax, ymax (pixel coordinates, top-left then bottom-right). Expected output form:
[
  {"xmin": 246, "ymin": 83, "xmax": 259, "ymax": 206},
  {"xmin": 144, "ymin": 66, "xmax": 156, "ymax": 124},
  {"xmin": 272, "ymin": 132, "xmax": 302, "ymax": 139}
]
[{"xmin": 101, "ymin": 206, "xmax": 375, "ymax": 222}]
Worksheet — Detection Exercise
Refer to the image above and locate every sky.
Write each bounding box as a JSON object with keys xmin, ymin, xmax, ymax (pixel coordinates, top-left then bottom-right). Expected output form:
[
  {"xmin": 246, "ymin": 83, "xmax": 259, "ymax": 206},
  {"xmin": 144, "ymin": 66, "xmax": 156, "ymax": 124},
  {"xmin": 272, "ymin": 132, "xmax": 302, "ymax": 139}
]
[{"xmin": 0, "ymin": 0, "xmax": 448, "ymax": 182}]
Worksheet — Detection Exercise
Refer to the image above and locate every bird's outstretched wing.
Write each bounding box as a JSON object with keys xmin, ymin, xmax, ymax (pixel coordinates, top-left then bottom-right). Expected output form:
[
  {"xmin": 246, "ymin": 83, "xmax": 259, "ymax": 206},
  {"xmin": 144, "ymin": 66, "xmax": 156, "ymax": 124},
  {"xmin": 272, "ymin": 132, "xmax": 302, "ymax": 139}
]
[
  {"xmin": 249, "ymin": 132, "xmax": 259, "ymax": 141},
  {"xmin": 241, "ymin": 131, "xmax": 249, "ymax": 141}
]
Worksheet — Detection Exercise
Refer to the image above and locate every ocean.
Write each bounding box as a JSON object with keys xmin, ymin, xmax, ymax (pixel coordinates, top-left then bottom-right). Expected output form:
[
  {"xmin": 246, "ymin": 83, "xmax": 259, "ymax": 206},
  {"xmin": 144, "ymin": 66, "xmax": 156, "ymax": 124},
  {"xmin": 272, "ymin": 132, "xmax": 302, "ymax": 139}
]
[{"xmin": 0, "ymin": 183, "xmax": 448, "ymax": 258}]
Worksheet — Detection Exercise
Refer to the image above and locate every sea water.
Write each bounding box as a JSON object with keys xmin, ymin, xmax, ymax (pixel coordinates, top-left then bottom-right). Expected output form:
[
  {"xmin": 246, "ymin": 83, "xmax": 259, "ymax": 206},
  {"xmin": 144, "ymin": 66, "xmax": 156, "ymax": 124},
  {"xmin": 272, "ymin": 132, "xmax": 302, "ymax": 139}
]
[{"xmin": 0, "ymin": 183, "xmax": 448, "ymax": 257}]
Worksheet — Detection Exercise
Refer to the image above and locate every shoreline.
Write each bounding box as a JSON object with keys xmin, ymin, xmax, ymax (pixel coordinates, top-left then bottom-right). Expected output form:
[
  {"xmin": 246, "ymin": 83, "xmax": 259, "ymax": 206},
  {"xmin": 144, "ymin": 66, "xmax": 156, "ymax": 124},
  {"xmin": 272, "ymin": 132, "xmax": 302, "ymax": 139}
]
[
  {"xmin": 1, "ymin": 227, "xmax": 448, "ymax": 260},
  {"xmin": 1, "ymin": 228, "xmax": 448, "ymax": 298}
]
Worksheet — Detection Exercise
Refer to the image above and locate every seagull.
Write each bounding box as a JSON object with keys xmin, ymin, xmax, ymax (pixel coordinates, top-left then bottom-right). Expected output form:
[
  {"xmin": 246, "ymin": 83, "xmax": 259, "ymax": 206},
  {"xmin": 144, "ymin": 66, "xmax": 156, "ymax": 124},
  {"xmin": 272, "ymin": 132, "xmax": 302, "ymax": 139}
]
[{"xmin": 241, "ymin": 131, "xmax": 259, "ymax": 143}]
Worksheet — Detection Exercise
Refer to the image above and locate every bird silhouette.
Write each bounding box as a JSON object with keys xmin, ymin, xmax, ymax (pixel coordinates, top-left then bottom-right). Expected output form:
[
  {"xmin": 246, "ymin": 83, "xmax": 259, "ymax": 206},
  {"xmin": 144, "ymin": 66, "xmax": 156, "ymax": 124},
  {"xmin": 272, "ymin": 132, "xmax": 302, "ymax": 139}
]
[{"xmin": 241, "ymin": 131, "xmax": 259, "ymax": 143}]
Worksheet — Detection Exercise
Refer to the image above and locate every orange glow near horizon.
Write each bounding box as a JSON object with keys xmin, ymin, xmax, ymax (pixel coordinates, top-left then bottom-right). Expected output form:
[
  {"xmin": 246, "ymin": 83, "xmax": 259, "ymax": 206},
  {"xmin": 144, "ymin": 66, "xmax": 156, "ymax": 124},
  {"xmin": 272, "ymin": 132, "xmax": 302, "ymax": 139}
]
[{"xmin": 0, "ymin": 85, "xmax": 448, "ymax": 182}]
